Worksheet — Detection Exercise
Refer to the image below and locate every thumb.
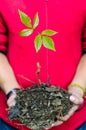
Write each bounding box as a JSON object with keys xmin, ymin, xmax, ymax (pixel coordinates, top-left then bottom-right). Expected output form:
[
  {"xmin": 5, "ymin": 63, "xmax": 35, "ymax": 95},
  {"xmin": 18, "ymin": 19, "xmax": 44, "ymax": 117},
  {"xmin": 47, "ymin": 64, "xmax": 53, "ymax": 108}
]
[
  {"xmin": 7, "ymin": 94, "xmax": 16, "ymax": 107},
  {"xmin": 69, "ymin": 95, "xmax": 83, "ymax": 104}
]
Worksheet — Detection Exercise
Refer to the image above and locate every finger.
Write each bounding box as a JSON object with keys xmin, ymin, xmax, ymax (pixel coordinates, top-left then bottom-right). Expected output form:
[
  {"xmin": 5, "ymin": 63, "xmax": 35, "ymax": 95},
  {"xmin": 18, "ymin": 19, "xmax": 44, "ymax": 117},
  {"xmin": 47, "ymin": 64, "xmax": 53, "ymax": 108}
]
[
  {"xmin": 69, "ymin": 95, "xmax": 83, "ymax": 104},
  {"xmin": 9, "ymin": 93, "xmax": 16, "ymax": 100},
  {"xmin": 7, "ymin": 94, "xmax": 16, "ymax": 107},
  {"xmin": 7, "ymin": 100, "xmax": 16, "ymax": 107},
  {"xmin": 7, "ymin": 94, "xmax": 16, "ymax": 103},
  {"xmin": 7, "ymin": 99, "xmax": 16, "ymax": 107}
]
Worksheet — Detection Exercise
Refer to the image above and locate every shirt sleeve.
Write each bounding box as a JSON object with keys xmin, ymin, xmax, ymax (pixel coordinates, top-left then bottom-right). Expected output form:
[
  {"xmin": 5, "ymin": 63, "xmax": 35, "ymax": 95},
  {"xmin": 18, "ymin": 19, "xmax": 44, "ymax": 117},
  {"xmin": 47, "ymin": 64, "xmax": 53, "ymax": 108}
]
[
  {"xmin": 81, "ymin": 23, "xmax": 86, "ymax": 54},
  {"xmin": 0, "ymin": 14, "xmax": 8, "ymax": 54}
]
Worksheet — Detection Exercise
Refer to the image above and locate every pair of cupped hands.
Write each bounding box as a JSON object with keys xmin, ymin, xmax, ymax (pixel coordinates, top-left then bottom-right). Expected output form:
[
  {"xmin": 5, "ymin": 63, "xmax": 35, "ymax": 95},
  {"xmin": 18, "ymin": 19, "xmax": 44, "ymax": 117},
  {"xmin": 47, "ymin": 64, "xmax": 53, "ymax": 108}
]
[{"xmin": 7, "ymin": 85, "xmax": 84, "ymax": 130}]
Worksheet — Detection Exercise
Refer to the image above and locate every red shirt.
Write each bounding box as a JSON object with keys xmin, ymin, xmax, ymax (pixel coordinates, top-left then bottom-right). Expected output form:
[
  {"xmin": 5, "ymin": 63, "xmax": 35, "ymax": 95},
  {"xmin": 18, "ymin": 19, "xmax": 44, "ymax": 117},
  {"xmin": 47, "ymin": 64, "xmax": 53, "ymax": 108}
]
[{"xmin": 0, "ymin": 0, "xmax": 86, "ymax": 130}]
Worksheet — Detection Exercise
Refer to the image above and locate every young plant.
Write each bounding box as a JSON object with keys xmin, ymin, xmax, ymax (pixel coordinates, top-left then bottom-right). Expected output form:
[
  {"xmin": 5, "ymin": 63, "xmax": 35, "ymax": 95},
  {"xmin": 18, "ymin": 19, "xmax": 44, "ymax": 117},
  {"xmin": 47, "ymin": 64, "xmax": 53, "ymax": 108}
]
[{"xmin": 18, "ymin": 9, "xmax": 58, "ymax": 52}]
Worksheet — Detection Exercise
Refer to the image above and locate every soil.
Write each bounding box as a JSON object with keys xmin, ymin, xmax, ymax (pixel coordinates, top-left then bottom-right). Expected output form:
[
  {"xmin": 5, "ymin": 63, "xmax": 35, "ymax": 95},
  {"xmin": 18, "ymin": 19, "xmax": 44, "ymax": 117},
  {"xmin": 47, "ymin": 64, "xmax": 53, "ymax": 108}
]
[{"xmin": 8, "ymin": 84, "xmax": 73, "ymax": 130}]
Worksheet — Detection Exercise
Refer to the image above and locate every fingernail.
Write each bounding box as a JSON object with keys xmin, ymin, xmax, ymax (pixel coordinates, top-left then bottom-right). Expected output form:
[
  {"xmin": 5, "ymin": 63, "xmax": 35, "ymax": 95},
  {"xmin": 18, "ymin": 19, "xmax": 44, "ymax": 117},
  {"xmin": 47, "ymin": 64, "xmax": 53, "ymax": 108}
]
[{"xmin": 70, "ymin": 96, "xmax": 75, "ymax": 102}]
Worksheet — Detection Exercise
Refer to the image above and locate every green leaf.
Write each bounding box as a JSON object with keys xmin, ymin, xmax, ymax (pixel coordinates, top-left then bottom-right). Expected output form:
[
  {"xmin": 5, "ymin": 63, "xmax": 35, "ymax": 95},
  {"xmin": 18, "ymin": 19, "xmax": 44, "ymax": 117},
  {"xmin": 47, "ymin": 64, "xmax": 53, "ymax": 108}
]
[
  {"xmin": 34, "ymin": 34, "xmax": 42, "ymax": 52},
  {"xmin": 18, "ymin": 9, "xmax": 32, "ymax": 28},
  {"xmin": 42, "ymin": 36, "xmax": 56, "ymax": 51},
  {"xmin": 42, "ymin": 29, "xmax": 58, "ymax": 36},
  {"xmin": 33, "ymin": 12, "xmax": 39, "ymax": 29},
  {"xmin": 19, "ymin": 29, "xmax": 33, "ymax": 36}
]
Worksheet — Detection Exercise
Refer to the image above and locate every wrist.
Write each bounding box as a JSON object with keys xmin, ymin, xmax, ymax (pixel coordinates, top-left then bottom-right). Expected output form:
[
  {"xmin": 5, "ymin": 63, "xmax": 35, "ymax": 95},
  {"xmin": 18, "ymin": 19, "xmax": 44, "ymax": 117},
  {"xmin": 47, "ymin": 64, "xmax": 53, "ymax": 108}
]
[
  {"xmin": 1, "ymin": 82, "xmax": 21, "ymax": 94},
  {"xmin": 6, "ymin": 88, "xmax": 20, "ymax": 99}
]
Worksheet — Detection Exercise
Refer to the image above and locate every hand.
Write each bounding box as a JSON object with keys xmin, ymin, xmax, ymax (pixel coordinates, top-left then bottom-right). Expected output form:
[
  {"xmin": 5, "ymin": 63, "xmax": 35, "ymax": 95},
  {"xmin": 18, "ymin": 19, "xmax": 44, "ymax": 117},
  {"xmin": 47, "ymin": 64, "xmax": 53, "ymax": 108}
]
[
  {"xmin": 45, "ymin": 86, "xmax": 84, "ymax": 130},
  {"xmin": 58, "ymin": 86, "xmax": 84, "ymax": 121},
  {"xmin": 7, "ymin": 87, "xmax": 20, "ymax": 107},
  {"xmin": 7, "ymin": 93, "xmax": 16, "ymax": 107}
]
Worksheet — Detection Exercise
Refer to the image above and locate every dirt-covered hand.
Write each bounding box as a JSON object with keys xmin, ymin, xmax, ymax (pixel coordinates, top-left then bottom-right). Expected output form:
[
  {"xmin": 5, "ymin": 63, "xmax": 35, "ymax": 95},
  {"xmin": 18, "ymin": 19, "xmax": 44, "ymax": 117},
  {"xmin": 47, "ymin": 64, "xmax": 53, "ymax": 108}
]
[
  {"xmin": 58, "ymin": 86, "xmax": 84, "ymax": 121},
  {"xmin": 62, "ymin": 86, "xmax": 84, "ymax": 121}
]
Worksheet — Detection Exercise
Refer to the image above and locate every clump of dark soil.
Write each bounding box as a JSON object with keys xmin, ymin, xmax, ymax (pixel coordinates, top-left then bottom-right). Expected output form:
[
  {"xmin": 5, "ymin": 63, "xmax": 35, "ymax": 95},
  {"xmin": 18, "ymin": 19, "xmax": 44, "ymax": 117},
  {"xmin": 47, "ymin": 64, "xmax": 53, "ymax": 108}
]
[{"xmin": 8, "ymin": 84, "xmax": 73, "ymax": 130}]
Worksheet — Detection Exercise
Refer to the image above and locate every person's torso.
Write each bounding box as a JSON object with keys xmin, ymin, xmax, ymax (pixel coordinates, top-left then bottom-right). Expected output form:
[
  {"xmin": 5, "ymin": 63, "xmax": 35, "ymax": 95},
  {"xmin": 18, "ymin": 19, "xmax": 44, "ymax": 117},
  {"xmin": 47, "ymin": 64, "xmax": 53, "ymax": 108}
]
[{"xmin": 0, "ymin": 0, "xmax": 86, "ymax": 88}]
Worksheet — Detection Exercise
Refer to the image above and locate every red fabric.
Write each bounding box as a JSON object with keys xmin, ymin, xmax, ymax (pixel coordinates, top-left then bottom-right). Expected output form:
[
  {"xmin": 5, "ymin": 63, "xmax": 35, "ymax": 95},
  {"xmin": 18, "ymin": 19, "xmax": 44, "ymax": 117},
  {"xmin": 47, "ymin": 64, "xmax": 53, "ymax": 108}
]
[
  {"xmin": 82, "ymin": 24, "xmax": 86, "ymax": 53},
  {"xmin": 0, "ymin": 0, "xmax": 86, "ymax": 130}
]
